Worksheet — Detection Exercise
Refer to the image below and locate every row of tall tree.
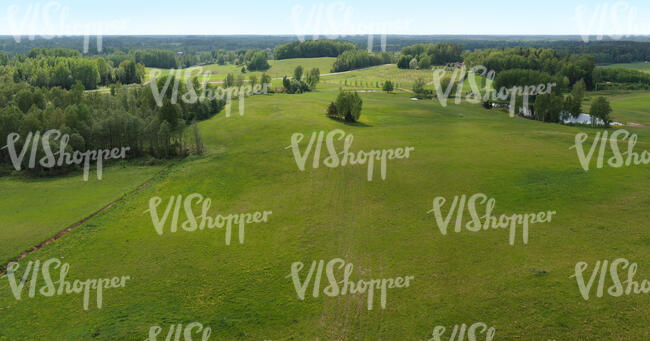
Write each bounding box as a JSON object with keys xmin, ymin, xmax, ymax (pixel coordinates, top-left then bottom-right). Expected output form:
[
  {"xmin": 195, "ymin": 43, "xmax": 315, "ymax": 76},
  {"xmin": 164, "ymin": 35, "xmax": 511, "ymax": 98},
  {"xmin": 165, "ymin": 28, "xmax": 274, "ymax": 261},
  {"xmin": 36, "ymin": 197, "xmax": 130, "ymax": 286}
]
[
  {"xmin": 331, "ymin": 50, "xmax": 393, "ymax": 72},
  {"xmin": 274, "ymin": 40, "xmax": 356, "ymax": 59},
  {"xmin": 11, "ymin": 51, "xmax": 144, "ymax": 90},
  {"xmin": 397, "ymin": 43, "xmax": 463, "ymax": 69}
]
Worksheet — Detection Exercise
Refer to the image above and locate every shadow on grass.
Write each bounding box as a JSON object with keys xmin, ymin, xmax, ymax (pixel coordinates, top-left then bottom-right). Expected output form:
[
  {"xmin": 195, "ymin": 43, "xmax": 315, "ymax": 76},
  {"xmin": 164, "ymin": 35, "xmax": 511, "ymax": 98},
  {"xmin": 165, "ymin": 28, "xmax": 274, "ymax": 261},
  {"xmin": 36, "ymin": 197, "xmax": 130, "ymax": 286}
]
[{"xmin": 327, "ymin": 116, "xmax": 373, "ymax": 128}]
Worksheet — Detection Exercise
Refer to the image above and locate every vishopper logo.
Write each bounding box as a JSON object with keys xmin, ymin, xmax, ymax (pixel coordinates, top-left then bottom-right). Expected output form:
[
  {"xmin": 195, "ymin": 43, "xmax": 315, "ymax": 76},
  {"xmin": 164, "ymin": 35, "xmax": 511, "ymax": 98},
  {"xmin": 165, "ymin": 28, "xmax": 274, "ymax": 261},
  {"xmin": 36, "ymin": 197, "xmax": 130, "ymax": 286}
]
[
  {"xmin": 575, "ymin": 1, "xmax": 649, "ymax": 43},
  {"xmin": 427, "ymin": 322, "xmax": 496, "ymax": 341},
  {"xmin": 286, "ymin": 129, "xmax": 415, "ymax": 181},
  {"xmin": 1, "ymin": 129, "xmax": 130, "ymax": 181},
  {"xmin": 1, "ymin": 258, "xmax": 130, "ymax": 310},
  {"xmin": 571, "ymin": 129, "xmax": 650, "ymax": 171},
  {"xmin": 428, "ymin": 193, "xmax": 557, "ymax": 246},
  {"xmin": 290, "ymin": 1, "xmax": 411, "ymax": 52},
  {"xmin": 571, "ymin": 258, "xmax": 649, "ymax": 300},
  {"xmin": 6, "ymin": 1, "xmax": 128, "ymax": 53},
  {"xmin": 432, "ymin": 65, "xmax": 556, "ymax": 117},
  {"xmin": 148, "ymin": 67, "xmax": 271, "ymax": 118},
  {"xmin": 144, "ymin": 193, "xmax": 273, "ymax": 245},
  {"xmin": 147, "ymin": 322, "xmax": 212, "ymax": 341},
  {"xmin": 287, "ymin": 258, "xmax": 415, "ymax": 310}
]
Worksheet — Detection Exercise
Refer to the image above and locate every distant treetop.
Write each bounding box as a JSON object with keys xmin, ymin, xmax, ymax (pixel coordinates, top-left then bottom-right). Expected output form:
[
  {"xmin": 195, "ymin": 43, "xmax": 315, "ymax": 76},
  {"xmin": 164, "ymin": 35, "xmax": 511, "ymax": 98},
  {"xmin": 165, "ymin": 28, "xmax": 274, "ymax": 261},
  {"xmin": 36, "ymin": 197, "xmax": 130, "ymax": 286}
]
[{"xmin": 274, "ymin": 40, "xmax": 357, "ymax": 59}]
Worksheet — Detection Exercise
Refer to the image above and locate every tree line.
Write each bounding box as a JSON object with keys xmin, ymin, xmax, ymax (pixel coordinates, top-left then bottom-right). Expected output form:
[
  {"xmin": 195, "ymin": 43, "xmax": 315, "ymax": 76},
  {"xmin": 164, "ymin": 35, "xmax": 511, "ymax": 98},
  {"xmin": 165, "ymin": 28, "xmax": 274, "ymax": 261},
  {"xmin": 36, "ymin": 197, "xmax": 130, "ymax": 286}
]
[
  {"xmin": 10, "ymin": 49, "xmax": 145, "ymax": 90},
  {"xmin": 397, "ymin": 43, "xmax": 463, "ymax": 69},
  {"xmin": 466, "ymin": 47, "xmax": 597, "ymax": 89},
  {"xmin": 274, "ymin": 40, "xmax": 357, "ymax": 59},
  {"xmin": 331, "ymin": 50, "xmax": 393, "ymax": 73}
]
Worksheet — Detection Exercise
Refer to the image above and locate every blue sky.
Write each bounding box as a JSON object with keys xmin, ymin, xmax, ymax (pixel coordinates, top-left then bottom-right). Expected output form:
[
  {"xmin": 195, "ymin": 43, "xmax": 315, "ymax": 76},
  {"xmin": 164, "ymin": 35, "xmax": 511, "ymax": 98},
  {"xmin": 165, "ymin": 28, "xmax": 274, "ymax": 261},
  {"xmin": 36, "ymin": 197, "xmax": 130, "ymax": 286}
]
[{"xmin": 1, "ymin": 0, "xmax": 650, "ymax": 36}]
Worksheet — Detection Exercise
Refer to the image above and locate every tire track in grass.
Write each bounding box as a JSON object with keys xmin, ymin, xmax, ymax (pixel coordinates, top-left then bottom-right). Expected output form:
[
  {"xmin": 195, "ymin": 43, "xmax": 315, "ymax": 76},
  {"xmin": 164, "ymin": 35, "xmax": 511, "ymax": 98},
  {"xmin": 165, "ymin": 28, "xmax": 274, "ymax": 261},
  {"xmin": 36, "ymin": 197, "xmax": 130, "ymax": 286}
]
[{"xmin": 0, "ymin": 163, "xmax": 176, "ymax": 274}]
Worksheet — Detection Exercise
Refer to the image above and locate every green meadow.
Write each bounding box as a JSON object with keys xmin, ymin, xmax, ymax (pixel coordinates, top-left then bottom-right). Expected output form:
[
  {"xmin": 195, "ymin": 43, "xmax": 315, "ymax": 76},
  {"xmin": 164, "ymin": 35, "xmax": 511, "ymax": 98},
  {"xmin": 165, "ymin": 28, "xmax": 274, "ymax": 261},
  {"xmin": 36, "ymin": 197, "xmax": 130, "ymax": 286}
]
[
  {"xmin": 1, "ymin": 72, "xmax": 648, "ymax": 340},
  {"xmin": 146, "ymin": 57, "xmax": 337, "ymax": 83},
  {"xmin": 323, "ymin": 64, "xmax": 489, "ymax": 92},
  {"xmin": 0, "ymin": 164, "xmax": 167, "ymax": 266},
  {"xmin": 609, "ymin": 92, "xmax": 650, "ymax": 126}
]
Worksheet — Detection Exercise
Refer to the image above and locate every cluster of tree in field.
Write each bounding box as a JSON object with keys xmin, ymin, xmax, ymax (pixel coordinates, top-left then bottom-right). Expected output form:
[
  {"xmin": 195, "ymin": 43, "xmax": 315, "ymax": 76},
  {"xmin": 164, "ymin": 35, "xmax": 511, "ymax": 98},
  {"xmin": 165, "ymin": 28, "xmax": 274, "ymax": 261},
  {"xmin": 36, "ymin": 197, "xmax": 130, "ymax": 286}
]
[
  {"xmin": 282, "ymin": 66, "xmax": 321, "ymax": 94},
  {"xmin": 397, "ymin": 43, "xmax": 463, "ymax": 69},
  {"xmin": 242, "ymin": 50, "xmax": 271, "ymax": 71},
  {"xmin": 382, "ymin": 81, "xmax": 395, "ymax": 93},
  {"xmin": 9, "ymin": 48, "xmax": 144, "ymax": 90},
  {"xmin": 327, "ymin": 90, "xmax": 363, "ymax": 122},
  {"xmin": 331, "ymin": 50, "xmax": 393, "ymax": 72},
  {"xmin": 274, "ymin": 40, "xmax": 357, "ymax": 59},
  {"xmin": 0, "ymin": 66, "xmax": 226, "ymax": 177}
]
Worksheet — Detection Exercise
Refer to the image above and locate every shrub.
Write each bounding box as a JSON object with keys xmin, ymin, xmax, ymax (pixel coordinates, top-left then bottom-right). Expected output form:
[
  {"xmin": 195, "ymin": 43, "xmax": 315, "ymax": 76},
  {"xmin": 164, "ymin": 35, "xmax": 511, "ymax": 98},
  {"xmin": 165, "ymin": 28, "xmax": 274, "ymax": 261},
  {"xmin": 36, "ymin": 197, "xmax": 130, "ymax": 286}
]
[
  {"xmin": 326, "ymin": 102, "xmax": 338, "ymax": 117},
  {"xmin": 382, "ymin": 80, "xmax": 394, "ymax": 93}
]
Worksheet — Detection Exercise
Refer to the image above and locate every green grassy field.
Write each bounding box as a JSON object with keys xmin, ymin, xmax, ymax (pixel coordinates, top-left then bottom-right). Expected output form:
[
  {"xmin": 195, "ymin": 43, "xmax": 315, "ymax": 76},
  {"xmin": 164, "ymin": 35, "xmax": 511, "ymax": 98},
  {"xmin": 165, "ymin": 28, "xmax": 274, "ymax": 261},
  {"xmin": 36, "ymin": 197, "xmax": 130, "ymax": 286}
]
[
  {"xmin": 609, "ymin": 92, "xmax": 650, "ymax": 126},
  {"xmin": 1, "ymin": 76, "xmax": 648, "ymax": 340},
  {"xmin": 323, "ymin": 65, "xmax": 490, "ymax": 92},
  {"xmin": 146, "ymin": 57, "xmax": 336, "ymax": 83},
  {"xmin": 584, "ymin": 90, "xmax": 650, "ymax": 126},
  {"xmin": 0, "ymin": 164, "xmax": 167, "ymax": 266}
]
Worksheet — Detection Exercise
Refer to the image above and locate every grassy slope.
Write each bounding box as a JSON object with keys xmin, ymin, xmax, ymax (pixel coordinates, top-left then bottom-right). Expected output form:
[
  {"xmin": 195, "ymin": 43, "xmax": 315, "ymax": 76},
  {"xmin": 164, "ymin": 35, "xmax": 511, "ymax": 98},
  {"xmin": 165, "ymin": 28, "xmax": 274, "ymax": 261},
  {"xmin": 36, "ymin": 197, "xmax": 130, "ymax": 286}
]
[
  {"xmin": 0, "ymin": 82, "xmax": 649, "ymax": 340},
  {"xmin": 584, "ymin": 90, "xmax": 650, "ymax": 126},
  {"xmin": 609, "ymin": 92, "xmax": 650, "ymax": 126},
  {"xmin": 0, "ymin": 164, "xmax": 166, "ymax": 265}
]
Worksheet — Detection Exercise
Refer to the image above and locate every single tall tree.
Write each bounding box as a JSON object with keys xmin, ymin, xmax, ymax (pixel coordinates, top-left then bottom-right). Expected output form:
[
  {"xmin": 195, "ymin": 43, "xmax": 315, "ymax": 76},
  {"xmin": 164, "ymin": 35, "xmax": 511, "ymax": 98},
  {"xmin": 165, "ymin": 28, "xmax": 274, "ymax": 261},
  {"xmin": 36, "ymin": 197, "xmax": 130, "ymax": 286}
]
[
  {"xmin": 382, "ymin": 80, "xmax": 394, "ymax": 93},
  {"xmin": 589, "ymin": 96, "xmax": 612, "ymax": 127},
  {"xmin": 294, "ymin": 65, "xmax": 303, "ymax": 81}
]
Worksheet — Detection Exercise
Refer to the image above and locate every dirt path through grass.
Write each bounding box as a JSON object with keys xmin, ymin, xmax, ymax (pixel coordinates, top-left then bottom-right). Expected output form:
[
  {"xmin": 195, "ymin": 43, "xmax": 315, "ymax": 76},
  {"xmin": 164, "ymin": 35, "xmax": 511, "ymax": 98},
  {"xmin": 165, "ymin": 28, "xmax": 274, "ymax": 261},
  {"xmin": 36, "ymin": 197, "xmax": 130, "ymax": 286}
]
[{"xmin": 0, "ymin": 163, "xmax": 175, "ymax": 274}]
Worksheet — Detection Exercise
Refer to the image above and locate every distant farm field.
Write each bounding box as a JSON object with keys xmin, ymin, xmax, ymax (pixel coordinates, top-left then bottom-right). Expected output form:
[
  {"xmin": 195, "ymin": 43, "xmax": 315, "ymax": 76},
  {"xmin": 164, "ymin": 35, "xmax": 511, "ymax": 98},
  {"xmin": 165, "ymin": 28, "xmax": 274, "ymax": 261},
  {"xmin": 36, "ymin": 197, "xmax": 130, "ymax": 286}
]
[{"xmin": 1, "ymin": 76, "xmax": 648, "ymax": 340}]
